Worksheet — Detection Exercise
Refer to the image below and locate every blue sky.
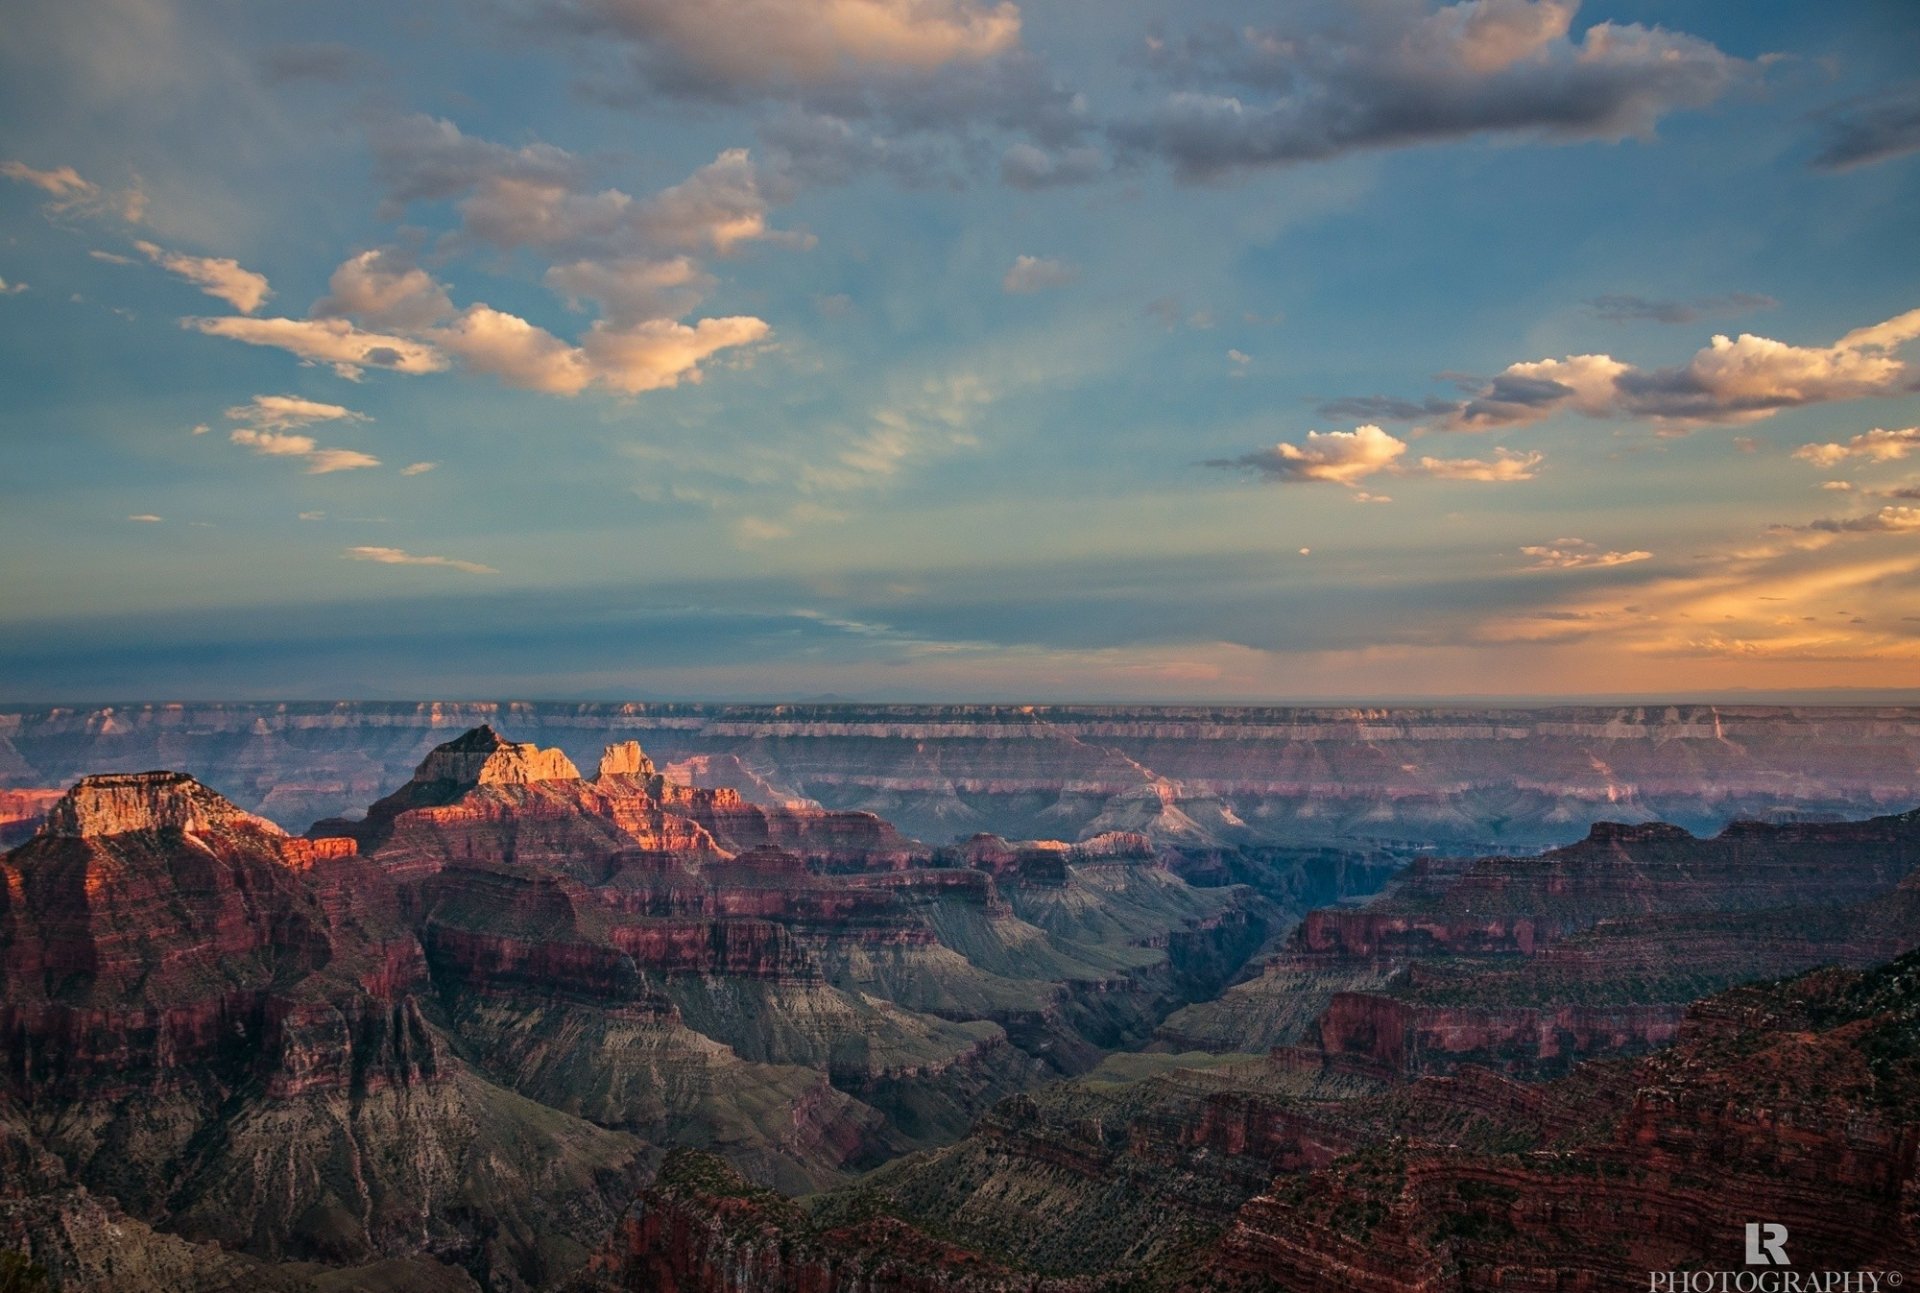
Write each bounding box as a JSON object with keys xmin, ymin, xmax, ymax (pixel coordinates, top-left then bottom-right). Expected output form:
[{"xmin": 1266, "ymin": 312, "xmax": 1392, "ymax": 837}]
[{"xmin": 1, "ymin": 0, "xmax": 1917, "ymax": 701}]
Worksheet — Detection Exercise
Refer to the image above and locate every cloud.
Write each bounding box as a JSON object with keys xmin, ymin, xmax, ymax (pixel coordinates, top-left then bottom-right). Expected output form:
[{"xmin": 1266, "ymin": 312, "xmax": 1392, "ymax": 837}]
[
  {"xmin": 1209, "ymin": 424, "xmax": 1545, "ymax": 489},
  {"xmin": 544, "ymin": 255, "xmax": 712, "ymax": 324},
  {"xmin": 0, "ymin": 277, "xmax": 25, "ymax": 295},
  {"xmin": 1587, "ymin": 292, "xmax": 1776, "ymax": 324},
  {"xmin": 1209, "ymin": 424, "xmax": 1405, "ymax": 486},
  {"xmin": 1789, "ymin": 505, "xmax": 1920, "ymax": 536},
  {"xmin": 126, "ymin": 514, "xmax": 163, "ymax": 523},
  {"xmin": 1001, "ymin": 254, "xmax": 1075, "ymax": 293},
  {"xmin": 230, "ymin": 428, "xmax": 380, "ymax": 474},
  {"xmin": 400, "ymin": 461, "xmax": 438, "ymax": 476},
  {"xmin": 1793, "ymin": 426, "xmax": 1920, "ymax": 468},
  {"xmin": 539, "ymin": 0, "xmax": 1022, "ymax": 91},
  {"xmin": 1484, "ymin": 531, "xmax": 1920, "ymax": 667},
  {"xmin": 132, "ymin": 240, "xmax": 271, "ymax": 311},
  {"xmin": 224, "ymin": 394, "xmax": 368, "ymax": 431},
  {"xmin": 1413, "ymin": 448, "xmax": 1543, "ymax": 480},
  {"xmin": 1440, "ymin": 306, "xmax": 1920, "ymax": 430},
  {"xmin": 1115, "ymin": 0, "xmax": 1747, "ymax": 178},
  {"xmin": 1810, "ymin": 81, "xmax": 1920, "ymax": 172},
  {"xmin": 314, "ymin": 248, "xmax": 454, "ymax": 329},
  {"xmin": 345, "ymin": 545, "xmax": 498, "ymax": 574},
  {"xmin": 1317, "ymin": 394, "xmax": 1464, "ymax": 422},
  {"xmin": 259, "ymin": 41, "xmax": 363, "ymax": 84},
  {"xmin": 375, "ymin": 118, "xmax": 794, "ymax": 260},
  {"xmin": 430, "ymin": 303, "xmax": 770, "ymax": 395},
  {"xmin": 1520, "ymin": 538, "xmax": 1652, "ymax": 570},
  {"xmin": 999, "ymin": 142, "xmax": 1105, "ymax": 188},
  {"xmin": 1, "ymin": 159, "xmax": 145, "ymax": 222},
  {"xmin": 187, "ymin": 316, "xmax": 448, "ymax": 380}
]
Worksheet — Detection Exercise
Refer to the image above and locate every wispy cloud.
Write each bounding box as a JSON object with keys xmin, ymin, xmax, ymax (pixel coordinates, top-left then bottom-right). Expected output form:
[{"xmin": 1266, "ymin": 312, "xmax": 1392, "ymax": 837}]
[
  {"xmin": 226, "ymin": 394, "xmax": 369, "ymax": 431},
  {"xmin": 344, "ymin": 545, "xmax": 498, "ymax": 574},
  {"xmin": 1001, "ymin": 254, "xmax": 1075, "ymax": 293},
  {"xmin": 1520, "ymin": 539, "xmax": 1653, "ymax": 571},
  {"xmin": 1587, "ymin": 292, "xmax": 1775, "ymax": 324},
  {"xmin": 230, "ymin": 427, "xmax": 380, "ymax": 474},
  {"xmin": 1, "ymin": 159, "xmax": 145, "ymax": 223},
  {"xmin": 1810, "ymin": 81, "xmax": 1920, "ymax": 172},
  {"xmin": 400, "ymin": 461, "xmax": 438, "ymax": 476},
  {"xmin": 133, "ymin": 240, "xmax": 271, "ymax": 313}
]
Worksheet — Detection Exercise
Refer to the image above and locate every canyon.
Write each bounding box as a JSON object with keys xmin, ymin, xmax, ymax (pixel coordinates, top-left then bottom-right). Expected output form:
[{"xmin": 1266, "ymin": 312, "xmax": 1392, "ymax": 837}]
[
  {"xmin": 3, "ymin": 701, "xmax": 1917, "ymax": 850},
  {"xmin": 1, "ymin": 713, "xmax": 1917, "ymax": 1291}
]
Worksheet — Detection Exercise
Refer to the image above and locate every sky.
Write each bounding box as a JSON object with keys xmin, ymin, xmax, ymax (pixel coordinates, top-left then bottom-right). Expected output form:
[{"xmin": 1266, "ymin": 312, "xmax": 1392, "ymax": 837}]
[{"xmin": 1, "ymin": 0, "xmax": 1918, "ymax": 703}]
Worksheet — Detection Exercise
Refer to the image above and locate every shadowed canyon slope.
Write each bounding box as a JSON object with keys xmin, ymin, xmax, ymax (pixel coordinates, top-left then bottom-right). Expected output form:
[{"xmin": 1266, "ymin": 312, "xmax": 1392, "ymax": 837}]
[
  {"xmin": 3, "ymin": 702, "xmax": 1918, "ymax": 848},
  {"xmin": 579, "ymin": 811, "xmax": 1920, "ymax": 1291},
  {"xmin": 0, "ymin": 725, "xmax": 1330, "ymax": 1290}
]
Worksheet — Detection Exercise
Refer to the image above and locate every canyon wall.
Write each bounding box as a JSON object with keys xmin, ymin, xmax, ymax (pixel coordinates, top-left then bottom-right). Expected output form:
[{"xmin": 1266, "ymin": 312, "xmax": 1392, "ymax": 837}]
[{"xmin": 3, "ymin": 701, "xmax": 1915, "ymax": 847}]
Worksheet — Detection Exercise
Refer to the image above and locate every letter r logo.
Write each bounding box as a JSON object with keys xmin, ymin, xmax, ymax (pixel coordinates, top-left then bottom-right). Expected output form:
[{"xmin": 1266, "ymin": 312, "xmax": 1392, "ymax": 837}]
[{"xmin": 1745, "ymin": 1223, "xmax": 1789, "ymax": 1265}]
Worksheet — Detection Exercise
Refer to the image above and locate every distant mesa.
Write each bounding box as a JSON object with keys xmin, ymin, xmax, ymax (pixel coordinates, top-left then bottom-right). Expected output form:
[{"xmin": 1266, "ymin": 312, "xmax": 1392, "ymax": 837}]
[{"xmin": 41, "ymin": 770, "xmax": 283, "ymax": 840}]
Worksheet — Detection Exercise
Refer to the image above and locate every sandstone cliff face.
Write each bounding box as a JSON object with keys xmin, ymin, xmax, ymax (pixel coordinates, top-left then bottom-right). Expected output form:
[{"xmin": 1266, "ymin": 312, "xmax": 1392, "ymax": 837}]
[{"xmin": 7, "ymin": 701, "xmax": 1917, "ymax": 849}]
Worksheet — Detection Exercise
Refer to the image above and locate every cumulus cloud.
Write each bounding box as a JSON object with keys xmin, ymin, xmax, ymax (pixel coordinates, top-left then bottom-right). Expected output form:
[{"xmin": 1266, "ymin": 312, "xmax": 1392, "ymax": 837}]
[
  {"xmin": 1116, "ymin": 0, "xmax": 1748, "ymax": 178},
  {"xmin": 1793, "ymin": 427, "xmax": 1920, "ymax": 468},
  {"xmin": 375, "ymin": 118, "xmax": 795, "ymax": 260},
  {"xmin": 1, "ymin": 159, "xmax": 145, "ymax": 222},
  {"xmin": 400, "ymin": 461, "xmax": 438, "ymax": 476},
  {"xmin": 189, "ymin": 316, "xmax": 447, "ymax": 380},
  {"xmin": 1587, "ymin": 292, "xmax": 1775, "ymax": 324},
  {"xmin": 540, "ymin": 0, "xmax": 1021, "ymax": 91},
  {"xmin": 1432, "ymin": 307, "xmax": 1920, "ymax": 430},
  {"xmin": 0, "ymin": 277, "xmax": 26, "ymax": 295},
  {"xmin": 1209, "ymin": 424, "xmax": 1544, "ymax": 489},
  {"xmin": 225, "ymin": 394, "xmax": 367, "ymax": 432},
  {"xmin": 314, "ymin": 248, "xmax": 454, "ymax": 329},
  {"xmin": 1810, "ymin": 81, "xmax": 1920, "ymax": 172},
  {"xmin": 428, "ymin": 303, "xmax": 770, "ymax": 395},
  {"xmin": 345, "ymin": 545, "xmax": 498, "ymax": 574},
  {"xmin": 1213, "ymin": 425, "xmax": 1407, "ymax": 485},
  {"xmin": 230, "ymin": 428, "xmax": 380, "ymax": 474},
  {"xmin": 1001, "ymin": 254, "xmax": 1075, "ymax": 293},
  {"xmin": 1520, "ymin": 538, "xmax": 1652, "ymax": 570},
  {"xmin": 132, "ymin": 239, "xmax": 272, "ymax": 313}
]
